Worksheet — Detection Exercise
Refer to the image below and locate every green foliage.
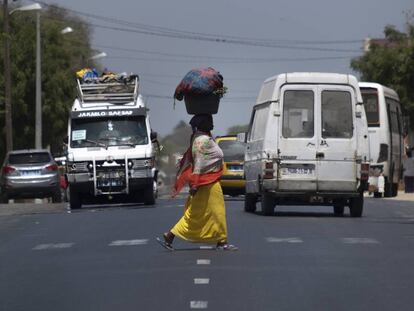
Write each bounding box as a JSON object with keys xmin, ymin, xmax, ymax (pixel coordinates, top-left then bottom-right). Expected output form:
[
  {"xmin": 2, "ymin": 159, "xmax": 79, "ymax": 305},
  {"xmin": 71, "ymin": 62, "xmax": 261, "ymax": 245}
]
[
  {"xmin": 226, "ymin": 124, "xmax": 249, "ymax": 135},
  {"xmin": 351, "ymin": 17, "xmax": 414, "ymax": 128},
  {"xmin": 0, "ymin": 5, "xmax": 96, "ymax": 159}
]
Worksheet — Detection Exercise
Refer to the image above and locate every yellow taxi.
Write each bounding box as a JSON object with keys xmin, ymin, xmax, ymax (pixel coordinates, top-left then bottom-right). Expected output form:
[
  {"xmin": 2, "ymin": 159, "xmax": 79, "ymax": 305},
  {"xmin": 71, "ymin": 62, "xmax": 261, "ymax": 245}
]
[{"xmin": 216, "ymin": 135, "xmax": 246, "ymax": 196}]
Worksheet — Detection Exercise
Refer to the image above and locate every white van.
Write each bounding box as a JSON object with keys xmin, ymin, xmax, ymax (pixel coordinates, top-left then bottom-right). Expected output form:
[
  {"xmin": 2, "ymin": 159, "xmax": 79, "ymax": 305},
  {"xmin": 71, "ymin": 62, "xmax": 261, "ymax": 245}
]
[
  {"xmin": 359, "ymin": 82, "xmax": 404, "ymax": 197},
  {"xmin": 244, "ymin": 72, "xmax": 370, "ymax": 217}
]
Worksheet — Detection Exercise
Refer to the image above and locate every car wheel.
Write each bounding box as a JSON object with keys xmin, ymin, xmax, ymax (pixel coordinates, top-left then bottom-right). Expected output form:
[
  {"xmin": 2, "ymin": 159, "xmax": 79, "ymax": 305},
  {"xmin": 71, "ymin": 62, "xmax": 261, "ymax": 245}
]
[
  {"xmin": 69, "ymin": 187, "xmax": 82, "ymax": 209},
  {"xmin": 244, "ymin": 193, "xmax": 257, "ymax": 213},
  {"xmin": 261, "ymin": 192, "xmax": 274, "ymax": 216},
  {"xmin": 0, "ymin": 193, "xmax": 8, "ymax": 204},
  {"xmin": 52, "ymin": 188, "xmax": 63, "ymax": 203},
  {"xmin": 143, "ymin": 184, "xmax": 156, "ymax": 205},
  {"xmin": 349, "ymin": 193, "xmax": 363, "ymax": 217}
]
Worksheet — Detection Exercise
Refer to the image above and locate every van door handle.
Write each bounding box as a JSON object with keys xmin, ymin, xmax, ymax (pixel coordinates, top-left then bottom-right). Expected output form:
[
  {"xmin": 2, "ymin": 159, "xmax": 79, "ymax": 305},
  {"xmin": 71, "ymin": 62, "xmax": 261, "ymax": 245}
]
[{"xmin": 316, "ymin": 152, "xmax": 325, "ymax": 159}]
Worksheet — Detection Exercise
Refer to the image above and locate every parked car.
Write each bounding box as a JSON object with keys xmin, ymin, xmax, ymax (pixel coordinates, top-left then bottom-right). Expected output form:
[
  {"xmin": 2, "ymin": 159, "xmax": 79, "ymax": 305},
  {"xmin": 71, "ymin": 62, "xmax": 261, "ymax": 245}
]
[
  {"xmin": 0, "ymin": 149, "xmax": 62, "ymax": 203},
  {"xmin": 216, "ymin": 135, "xmax": 246, "ymax": 196}
]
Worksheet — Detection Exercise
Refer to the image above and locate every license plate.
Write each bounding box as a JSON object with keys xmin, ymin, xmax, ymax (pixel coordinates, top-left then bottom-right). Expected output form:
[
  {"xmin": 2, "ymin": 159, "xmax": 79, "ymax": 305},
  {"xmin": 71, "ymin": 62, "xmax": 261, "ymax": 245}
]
[
  {"xmin": 21, "ymin": 170, "xmax": 41, "ymax": 176},
  {"xmin": 281, "ymin": 164, "xmax": 315, "ymax": 176},
  {"xmin": 227, "ymin": 164, "xmax": 243, "ymax": 171}
]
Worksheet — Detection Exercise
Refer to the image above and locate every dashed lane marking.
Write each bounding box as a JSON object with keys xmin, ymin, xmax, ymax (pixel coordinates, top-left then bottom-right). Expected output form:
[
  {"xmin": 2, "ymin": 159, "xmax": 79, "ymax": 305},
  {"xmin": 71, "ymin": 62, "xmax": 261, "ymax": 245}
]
[
  {"xmin": 108, "ymin": 239, "xmax": 148, "ymax": 246},
  {"xmin": 199, "ymin": 246, "xmax": 215, "ymax": 250},
  {"xmin": 33, "ymin": 243, "xmax": 74, "ymax": 250},
  {"xmin": 190, "ymin": 301, "xmax": 208, "ymax": 309},
  {"xmin": 194, "ymin": 278, "xmax": 210, "ymax": 285},
  {"xmin": 197, "ymin": 259, "xmax": 211, "ymax": 265},
  {"xmin": 266, "ymin": 237, "xmax": 303, "ymax": 243},
  {"xmin": 341, "ymin": 238, "xmax": 380, "ymax": 244}
]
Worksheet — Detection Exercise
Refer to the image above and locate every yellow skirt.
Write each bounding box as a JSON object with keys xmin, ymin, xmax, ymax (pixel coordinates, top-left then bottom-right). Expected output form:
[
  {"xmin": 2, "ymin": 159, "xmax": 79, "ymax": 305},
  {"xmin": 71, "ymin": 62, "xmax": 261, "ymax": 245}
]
[{"xmin": 171, "ymin": 181, "xmax": 228, "ymax": 243}]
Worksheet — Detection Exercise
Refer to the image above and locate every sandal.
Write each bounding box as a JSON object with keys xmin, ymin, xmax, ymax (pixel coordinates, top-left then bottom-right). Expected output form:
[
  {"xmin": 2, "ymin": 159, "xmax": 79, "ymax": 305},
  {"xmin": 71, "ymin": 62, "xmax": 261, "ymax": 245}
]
[
  {"xmin": 216, "ymin": 244, "xmax": 238, "ymax": 251},
  {"xmin": 156, "ymin": 237, "xmax": 174, "ymax": 251}
]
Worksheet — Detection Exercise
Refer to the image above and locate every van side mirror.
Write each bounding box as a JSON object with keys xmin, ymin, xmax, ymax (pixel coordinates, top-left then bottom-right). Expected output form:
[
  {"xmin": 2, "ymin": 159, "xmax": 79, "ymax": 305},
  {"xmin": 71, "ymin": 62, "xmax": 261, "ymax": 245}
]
[
  {"xmin": 150, "ymin": 131, "xmax": 158, "ymax": 142},
  {"xmin": 237, "ymin": 132, "xmax": 247, "ymax": 143}
]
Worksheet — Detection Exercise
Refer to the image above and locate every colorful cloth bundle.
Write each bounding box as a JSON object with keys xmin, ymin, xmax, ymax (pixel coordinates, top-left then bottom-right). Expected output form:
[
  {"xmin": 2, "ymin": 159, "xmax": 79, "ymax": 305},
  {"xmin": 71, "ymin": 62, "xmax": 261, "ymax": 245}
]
[{"xmin": 174, "ymin": 67, "xmax": 224, "ymax": 101}]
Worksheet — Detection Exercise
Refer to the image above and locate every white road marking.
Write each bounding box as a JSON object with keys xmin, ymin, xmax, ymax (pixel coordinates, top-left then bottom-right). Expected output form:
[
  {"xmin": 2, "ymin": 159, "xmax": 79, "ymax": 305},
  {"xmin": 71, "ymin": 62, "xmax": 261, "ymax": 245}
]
[
  {"xmin": 266, "ymin": 237, "xmax": 303, "ymax": 243},
  {"xmin": 190, "ymin": 301, "xmax": 208, "ymax": 309},
  {"xmin": 199, "ymin": 246, "xmax": 215, "ymax": 250},
  {"xmin": 341, "ymin": 238, "xmax": 380, "ymax": 244},
  {"xmin": 33, "ymin": 243, "xmax": 74, "ymax": 250},
  {"xmin": 197, "ymin": 259, "xmax": 211, "ymax": 265},
  {"xmin": 108, "ymin": 239, "xmax": 148, "ymax": 246},
  {"xmin": 194, "ymin": 278, "xmax": 210, "ymax": 285}
]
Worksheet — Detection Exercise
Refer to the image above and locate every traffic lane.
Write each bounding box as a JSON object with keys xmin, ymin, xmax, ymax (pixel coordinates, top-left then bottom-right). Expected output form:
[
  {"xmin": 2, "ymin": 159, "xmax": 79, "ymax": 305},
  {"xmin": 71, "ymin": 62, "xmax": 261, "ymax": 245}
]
[{"xmin": 1, "ymin": 197, "xmax": 414, "ymax": 310}]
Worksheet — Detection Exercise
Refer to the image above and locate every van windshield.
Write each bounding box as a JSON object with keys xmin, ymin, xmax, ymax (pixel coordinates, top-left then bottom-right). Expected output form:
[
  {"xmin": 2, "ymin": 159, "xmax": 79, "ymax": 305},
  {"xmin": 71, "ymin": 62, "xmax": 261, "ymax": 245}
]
[
  {"xmin": 321, "ymin": 90, "xmax": 353, "ymax": 138},
  {"xmin": 218, "ymin": 140, "xmax": 246, "ymax": 162},
  {"xmin": 282, "ymin": 90, "xmax": 314, "ymax": 138},
  {"xmin": 70, "ymin": 116, "xmax": 148, "ymax": 148},
  {"xmin": 360, "ymin": 88, "xmax": 380, "ymax": 127}
]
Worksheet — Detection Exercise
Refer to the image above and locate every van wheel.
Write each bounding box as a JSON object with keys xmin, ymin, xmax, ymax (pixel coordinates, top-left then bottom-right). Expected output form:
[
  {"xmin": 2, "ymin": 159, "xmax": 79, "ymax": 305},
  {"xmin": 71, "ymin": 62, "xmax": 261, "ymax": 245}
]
[
  {"xmin": 333, "ymin": 204, "xmax": 345, "ymax": 216},
  {"xmin": 261, "ymin": 192, "xmax": 274, "ymax": 216},
  {"xmin": 244, "ymin": 193, "xmax": 257, "ymax": 213},
  {"xmin": 349, "ymin": 193, "xmax": 363, "ymax": 217},
  {"xmin": 69, "ymin": 187, "xmax": 82, "ymax": 210}
]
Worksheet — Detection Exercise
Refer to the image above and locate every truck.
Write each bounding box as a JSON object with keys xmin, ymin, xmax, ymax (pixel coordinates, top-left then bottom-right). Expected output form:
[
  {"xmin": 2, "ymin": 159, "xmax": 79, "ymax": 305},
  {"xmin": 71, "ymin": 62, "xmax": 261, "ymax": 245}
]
[{"xmin": 65, "ymin": 75, "xmax": 158, "ymax": 209}]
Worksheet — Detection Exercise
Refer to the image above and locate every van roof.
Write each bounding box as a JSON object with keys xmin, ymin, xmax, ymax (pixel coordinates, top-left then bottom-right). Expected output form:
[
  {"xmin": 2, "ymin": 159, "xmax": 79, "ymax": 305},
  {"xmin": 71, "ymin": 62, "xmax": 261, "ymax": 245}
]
[
  {"xmin": 72, "ymin": 94, "xmax": 146, "ymax": 112},
  {"xmin": 358, "ymin": 82, "xmax": 399, "ymax": 101},
  {"xmin": 257, "ymin": 72, "xmax": 362, "ymax": 105}
]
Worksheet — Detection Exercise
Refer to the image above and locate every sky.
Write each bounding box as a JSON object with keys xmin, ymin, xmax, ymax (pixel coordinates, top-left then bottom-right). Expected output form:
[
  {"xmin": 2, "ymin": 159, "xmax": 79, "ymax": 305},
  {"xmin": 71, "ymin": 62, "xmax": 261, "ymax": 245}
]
[{"xmin": 20, "ymin": 0, "xmax": 414, "ymax": 136}]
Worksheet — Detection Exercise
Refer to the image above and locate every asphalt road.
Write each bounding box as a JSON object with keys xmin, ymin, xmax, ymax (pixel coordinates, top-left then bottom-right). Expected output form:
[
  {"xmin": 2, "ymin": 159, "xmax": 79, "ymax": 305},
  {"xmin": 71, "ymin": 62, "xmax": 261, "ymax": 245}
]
[{"xmin": 1, "ymin": 195, "xmax": 414, "ymax": 311}]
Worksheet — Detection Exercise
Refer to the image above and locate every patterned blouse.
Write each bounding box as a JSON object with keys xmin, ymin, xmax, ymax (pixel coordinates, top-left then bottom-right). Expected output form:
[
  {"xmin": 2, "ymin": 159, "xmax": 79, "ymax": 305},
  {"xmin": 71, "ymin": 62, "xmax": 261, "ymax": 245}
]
[{"xmin": 191, "ymin": 132, "xmax": 223, "ymax": 175}]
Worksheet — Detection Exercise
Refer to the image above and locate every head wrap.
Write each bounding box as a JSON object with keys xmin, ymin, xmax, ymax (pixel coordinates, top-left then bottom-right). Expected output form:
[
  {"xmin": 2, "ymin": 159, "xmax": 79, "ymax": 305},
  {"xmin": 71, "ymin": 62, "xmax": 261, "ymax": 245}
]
[{"xmin": 189, "ymin": 114, "xmax": 213, "ymax": 130}]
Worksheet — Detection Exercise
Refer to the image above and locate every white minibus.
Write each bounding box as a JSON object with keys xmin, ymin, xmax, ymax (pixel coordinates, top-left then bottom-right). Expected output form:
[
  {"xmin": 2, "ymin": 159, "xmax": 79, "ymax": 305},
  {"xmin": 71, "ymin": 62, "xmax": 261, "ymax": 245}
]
[{"xmin": 359, "ymin": 82, "xmax": 404, "ymax": 197}]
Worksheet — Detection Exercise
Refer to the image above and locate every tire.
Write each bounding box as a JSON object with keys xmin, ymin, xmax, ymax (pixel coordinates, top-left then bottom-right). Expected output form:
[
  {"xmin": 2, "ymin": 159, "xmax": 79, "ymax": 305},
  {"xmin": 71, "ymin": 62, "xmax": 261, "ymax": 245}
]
[
  {"xmin": 333, "ymin": 204, "xmax": 345, "ymax": 216},
  {"xmin": 384, "ymin": 182, "xmax": 393, "ymax": 198},
  {"xmin": 373, "ymin": 192, "xmax": 382, "ymax": 198},
  {"xmin": 391, "ymin": 183, "xmax": 398, "ymax": 197},
  {"xmin": 0, "ymin": 193, "xmax": 8, "ymax": 204},
  {"xmin": 349, "ymin": 193, "xmax": 363, "ymax": 217},
  {"xmin": 244, "ymin": 193, "xmax": 257, "ymax": 213},
  {"xmin": 143, "ymin": 184, "xmax": 156, "ymax": 205},
  {"xmin": 69, "ymin": 187, "xmax": 82, "ymax": 210},
  {"xmin": 52, "ymin": 188, "xmax": 63, "ymax": 203},
  {"xmin": 261, "ymin": 192, "xmax": 274, "ymax": 216}
]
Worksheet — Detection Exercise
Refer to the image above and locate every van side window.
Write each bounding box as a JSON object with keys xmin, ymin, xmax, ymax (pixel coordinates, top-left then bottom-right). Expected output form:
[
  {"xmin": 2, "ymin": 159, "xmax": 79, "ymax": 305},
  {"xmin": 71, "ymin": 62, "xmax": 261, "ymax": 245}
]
[
  {"xmin": 321, "ymin": 90, "xmax": 353, "ymax": 138},
  {"xmin": 282, "ymin": 90, "xmax": 314, "ymax": 138},
  {"xmin": 360, "ymin": 88, "xmax": 380, "ymax": 127},
  {"xmin": 249, "ymin": 106, "xmax": 269, "ymax": 141}
]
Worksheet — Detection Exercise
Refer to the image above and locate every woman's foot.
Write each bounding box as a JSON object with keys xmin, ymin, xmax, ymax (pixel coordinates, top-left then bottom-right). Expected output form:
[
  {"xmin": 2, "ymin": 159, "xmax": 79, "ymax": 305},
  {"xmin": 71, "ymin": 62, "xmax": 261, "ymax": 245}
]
[
  {"xmin": 156, "ymin": 236, "xmax": 174, "ymax": 251},
  {"xmin": 216, "ymin": 242, "xmax": 238, "ymax": 251}
]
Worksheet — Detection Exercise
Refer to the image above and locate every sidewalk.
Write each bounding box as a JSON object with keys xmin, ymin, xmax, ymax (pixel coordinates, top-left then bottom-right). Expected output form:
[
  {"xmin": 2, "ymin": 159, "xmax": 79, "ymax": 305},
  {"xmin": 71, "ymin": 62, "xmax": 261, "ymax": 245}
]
[{"xmin": 386, "ymin": 191, "xmax": 414, "ymax": 201}]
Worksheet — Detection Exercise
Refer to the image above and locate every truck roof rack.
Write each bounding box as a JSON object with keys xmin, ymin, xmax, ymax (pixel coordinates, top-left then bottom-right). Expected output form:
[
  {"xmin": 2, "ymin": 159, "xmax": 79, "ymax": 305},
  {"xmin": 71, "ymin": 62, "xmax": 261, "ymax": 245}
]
[{"xmin": 76, "ymin": 76, "xmax": 139, "ymax": 106}]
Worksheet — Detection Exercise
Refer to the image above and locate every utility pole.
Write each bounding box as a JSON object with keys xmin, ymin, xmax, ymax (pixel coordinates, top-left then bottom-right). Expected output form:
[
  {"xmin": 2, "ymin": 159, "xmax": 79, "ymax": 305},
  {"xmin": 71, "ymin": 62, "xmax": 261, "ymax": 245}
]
[{"xmin": 3, "ymin": 0, "xmax": 13, "ymax": 151}]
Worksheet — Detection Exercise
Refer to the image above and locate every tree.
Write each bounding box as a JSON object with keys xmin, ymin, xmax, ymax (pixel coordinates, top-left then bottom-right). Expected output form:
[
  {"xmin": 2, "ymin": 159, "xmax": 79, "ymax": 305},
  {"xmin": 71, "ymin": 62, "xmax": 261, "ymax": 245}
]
[
  {"xmin": 0, "ymin": 5, "xmax": 97, "ymax": 160},
  {"xmin": 351, "ymin": 16, "xmax": 414, "ymax": 129}
]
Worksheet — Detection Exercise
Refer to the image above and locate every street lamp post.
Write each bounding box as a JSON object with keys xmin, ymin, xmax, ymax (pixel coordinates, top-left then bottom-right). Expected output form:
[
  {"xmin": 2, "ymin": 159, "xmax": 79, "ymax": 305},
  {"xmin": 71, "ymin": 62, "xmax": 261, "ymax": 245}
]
[{"xmin": 10, "ymin": 3, "xmax": 42, "ymax": 149}]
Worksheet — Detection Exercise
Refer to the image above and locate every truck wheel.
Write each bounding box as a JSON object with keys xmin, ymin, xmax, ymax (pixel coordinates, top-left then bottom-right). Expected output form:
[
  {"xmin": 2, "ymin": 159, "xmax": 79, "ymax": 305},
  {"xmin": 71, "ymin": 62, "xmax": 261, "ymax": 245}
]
[
  {"xmin": 333, "ymin": 204, "xmax": 345, "ymax": 216},
  {"xmin": 384, "ymin": 182, "xmax": 393, "ymax": 197},
  {"xmin": 244, "ymin": 193, "xmax": 257, "ymax": 213},
  {"xmin": 69, "ymin": 187, "xmax": 82, "ymax": 210},
  {"xmin": 144, "ymin": 184, "xmax": 156, "ymax": 205},
  {"xmin": 261, "ymin": 192, "xmax": 274, "ymax": 216},
  {"xmin": 349, "ymin": 193, "xmax": 363, "ymax": 217},
  {"xmin": 391, "ymin": 183, "xmax": 398, "ymax": 197}
]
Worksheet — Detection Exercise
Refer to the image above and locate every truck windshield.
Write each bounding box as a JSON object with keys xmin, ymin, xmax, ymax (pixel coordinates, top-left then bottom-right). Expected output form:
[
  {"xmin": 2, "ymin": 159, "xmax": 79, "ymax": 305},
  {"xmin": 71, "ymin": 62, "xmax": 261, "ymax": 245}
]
[{"xmin": 70, "ymin": 116, "xmax": 148, "ymax": 148}]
